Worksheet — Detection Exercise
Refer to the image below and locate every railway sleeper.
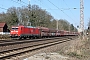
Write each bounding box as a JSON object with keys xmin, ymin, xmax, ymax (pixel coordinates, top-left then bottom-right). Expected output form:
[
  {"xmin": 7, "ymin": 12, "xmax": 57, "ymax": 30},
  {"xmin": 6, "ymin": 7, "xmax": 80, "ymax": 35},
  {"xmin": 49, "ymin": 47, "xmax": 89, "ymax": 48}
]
[{"xmin": 0, "ymin": 39, "xmax": 72, "ymax": 59}]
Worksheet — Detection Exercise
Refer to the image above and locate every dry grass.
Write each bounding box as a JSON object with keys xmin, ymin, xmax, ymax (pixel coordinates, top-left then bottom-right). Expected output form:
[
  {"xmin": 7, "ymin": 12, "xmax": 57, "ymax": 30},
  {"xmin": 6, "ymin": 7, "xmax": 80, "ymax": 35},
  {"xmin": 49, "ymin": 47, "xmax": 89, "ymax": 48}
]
[
  {"xmin": 0, "ymin": 34, "xmax": 10, "ymax": 40},
  {"xmin": 57, "ymin": 35, "xmax": 90, "ymax": 60}
]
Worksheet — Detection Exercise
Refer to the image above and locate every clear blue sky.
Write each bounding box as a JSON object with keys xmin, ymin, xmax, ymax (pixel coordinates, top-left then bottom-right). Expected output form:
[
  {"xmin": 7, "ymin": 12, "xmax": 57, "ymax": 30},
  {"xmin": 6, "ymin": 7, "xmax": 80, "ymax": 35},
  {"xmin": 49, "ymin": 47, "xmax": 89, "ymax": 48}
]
[{"xmin": 0, "ymin": 0, "xmax": 89, "ymax": 28}]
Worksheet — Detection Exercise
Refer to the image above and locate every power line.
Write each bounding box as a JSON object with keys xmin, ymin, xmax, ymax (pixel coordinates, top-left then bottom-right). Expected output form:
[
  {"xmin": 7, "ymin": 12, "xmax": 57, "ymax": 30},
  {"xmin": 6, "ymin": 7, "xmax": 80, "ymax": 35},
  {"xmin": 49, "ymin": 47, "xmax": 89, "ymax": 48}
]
[
  {"xmin": 37, "ymin": 0, "xmax": 61, "ymax": 18},
  {"xmin": 62, "ymin": 0, "xmax": 77, "ymax": 19},
  {"xmin": 0, "ymin": 0, "xmax": 27, "ymax": 11},
  {"xmin": 29, "ymin": 0, "xmax": 60, "ymax": 17},
  {"xmin": 0, "ymin": 7, "xmax": 7, "ymax": 10},
  {"xmin": 0, "ymin": 4, "xmax": 8, "ymax": 10},
  {"xmin": 11, "ymin": 0, "xmax": 24, "ymax": 6},
  {"xmin": 18, "ymin": 0, "xmax": 21, "ymax": 1},
  {"xmin": 38, "ymin": 0, "xmax": 61, "ymax": 30},
  {"xmin": 47, "ymin": 0, "xmax": 74, "ymax": 21},
  {"xmin": 19, "ymin": 0, "xmax": 28, "ymax": 5},
  {"xmin": 14, "ymin": 0, "xmax": 63, "ymax": 19}
]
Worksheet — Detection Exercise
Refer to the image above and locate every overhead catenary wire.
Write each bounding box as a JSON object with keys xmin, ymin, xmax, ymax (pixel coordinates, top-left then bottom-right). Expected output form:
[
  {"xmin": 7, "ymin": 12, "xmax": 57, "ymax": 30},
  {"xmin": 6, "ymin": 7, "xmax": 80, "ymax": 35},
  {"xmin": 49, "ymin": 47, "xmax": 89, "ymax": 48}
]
[
  {"xmin": 47, "ymin": 0, "xmax": 74, "ymax": 21},
  {"xmin": 16, "ymin": 0, "xmax": 63, "ymax": 19},
  {"xmin": 0, "ymin": 4, "xmax": 8, "ymax": 10},
  {"xmin": 37, "ymin": 0, "xmax": 62, "ymax": 19},
  {"xmin": 11, "ymin": 0, "xmax": 24, "ymax": 6},
  {"xmin": 11, "ymin": 0, "xmax": 29, "ymax": 25},
  {"xmin": 0, "ymin": 7, "xmax": 7, "ymax": 10},
  {"xmin": 38, "ymin": 0, "xmax": 63, "ymax": 30},
  {"xmin": 62, "ymin": 0, "xmax": 77, "ymax": 22},
  {"xmin": 19, "ymin": 0, "xmax": 28, "ymax": 5},
  {"xmin": 0, "ymin": 0, "xmax": 27, "ymax": 11}
]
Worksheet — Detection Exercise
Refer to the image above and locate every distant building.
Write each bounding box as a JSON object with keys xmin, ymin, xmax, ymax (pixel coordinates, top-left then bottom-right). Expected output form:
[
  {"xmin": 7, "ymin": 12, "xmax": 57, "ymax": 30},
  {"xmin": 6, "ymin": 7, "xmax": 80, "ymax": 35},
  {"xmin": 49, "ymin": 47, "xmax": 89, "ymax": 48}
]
[{"xmin": 0, "ymin": 22, "xmax": 10, "ymax": 34}]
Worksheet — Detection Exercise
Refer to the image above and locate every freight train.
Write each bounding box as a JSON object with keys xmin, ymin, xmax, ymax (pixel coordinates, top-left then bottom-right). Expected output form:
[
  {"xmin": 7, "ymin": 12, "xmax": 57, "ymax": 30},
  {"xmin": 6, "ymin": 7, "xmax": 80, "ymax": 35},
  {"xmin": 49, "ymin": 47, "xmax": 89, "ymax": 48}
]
[{"xmin": 10, "ymin": 25, "xmax": 79, "ymax": 39}]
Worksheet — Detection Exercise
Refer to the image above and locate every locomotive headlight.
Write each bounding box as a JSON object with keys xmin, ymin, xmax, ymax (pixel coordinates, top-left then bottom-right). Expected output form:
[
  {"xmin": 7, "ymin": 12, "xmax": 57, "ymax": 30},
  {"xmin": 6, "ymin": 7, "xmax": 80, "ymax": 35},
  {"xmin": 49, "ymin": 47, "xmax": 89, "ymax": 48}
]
[
  {"xmin": 15, "ymin": 31, "xmax": 18, "ymax": 32},
  {"xmin": 11, "ymin": 31, "xmax": 13, "ymax": 32}
]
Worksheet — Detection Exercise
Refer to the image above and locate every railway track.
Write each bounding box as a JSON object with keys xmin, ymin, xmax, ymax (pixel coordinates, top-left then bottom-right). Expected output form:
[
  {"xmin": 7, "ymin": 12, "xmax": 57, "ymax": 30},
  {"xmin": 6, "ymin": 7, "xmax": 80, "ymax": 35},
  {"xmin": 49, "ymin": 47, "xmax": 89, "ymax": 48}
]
[{"xmin": 0, "ymin": 36, "xmax": 78, "ymax": 60}]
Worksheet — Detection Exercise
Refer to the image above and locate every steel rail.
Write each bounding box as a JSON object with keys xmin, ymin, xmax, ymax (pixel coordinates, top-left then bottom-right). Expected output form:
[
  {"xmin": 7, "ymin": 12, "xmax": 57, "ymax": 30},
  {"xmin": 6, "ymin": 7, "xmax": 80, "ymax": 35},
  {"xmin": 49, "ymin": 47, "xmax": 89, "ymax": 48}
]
[
  {"xmin": 0, "ymin": 36, "xmax": 78, "ymax": 60},
  {"xmin": 0, "ymin": 38, "xmax": 72, "ymax": 59}
]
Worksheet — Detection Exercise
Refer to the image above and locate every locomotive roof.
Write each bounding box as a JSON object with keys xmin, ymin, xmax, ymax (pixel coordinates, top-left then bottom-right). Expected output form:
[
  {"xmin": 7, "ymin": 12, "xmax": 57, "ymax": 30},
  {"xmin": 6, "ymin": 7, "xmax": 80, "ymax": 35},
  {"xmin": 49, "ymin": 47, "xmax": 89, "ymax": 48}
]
[
  {"xmin": 12, "ymin": 25, "xmax": 36, "ymax": 28},
  {"xmin": 12, "ymin": 26, "xmax": 19, "ymax": 28},
  {"xmin": 12, "ymin": 25, "xmax": 24, "ymax": 28},
  {"xmin": 26, "ymin": 26, "xmax": 36, "ymax": 28},
  {"xmin": 37, "ymin": 26, "xmax": 49, "ymax": 29}
]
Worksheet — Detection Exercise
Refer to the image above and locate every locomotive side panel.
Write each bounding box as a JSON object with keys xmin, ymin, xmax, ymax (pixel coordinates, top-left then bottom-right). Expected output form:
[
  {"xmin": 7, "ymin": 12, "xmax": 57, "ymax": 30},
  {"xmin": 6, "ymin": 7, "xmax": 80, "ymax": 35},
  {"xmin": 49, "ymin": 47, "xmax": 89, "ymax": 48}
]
[
  {"xmin": 20, "ymin": 27, "xmax": 30, "ymax": 38},
  {"xmin": 34, "ymin": 28, "xmax": 40, "ymax": 36}
]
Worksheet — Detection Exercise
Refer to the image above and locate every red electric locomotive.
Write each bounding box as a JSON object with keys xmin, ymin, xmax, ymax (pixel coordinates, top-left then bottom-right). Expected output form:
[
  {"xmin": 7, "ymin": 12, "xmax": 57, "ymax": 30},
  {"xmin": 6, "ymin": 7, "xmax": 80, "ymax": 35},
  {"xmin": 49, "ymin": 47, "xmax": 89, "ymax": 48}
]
[{"xmin": 10, "ymin": 25, "xmax": 41, "ymax": 39}]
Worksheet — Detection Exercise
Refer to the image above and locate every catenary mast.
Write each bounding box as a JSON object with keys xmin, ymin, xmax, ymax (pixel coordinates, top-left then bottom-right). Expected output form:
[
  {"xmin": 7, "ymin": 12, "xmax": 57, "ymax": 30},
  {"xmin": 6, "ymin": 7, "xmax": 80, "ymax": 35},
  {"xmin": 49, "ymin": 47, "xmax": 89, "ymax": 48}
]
[{"xmin": 80, "ymin": 0, "xmax": 84, "ymax": 34}]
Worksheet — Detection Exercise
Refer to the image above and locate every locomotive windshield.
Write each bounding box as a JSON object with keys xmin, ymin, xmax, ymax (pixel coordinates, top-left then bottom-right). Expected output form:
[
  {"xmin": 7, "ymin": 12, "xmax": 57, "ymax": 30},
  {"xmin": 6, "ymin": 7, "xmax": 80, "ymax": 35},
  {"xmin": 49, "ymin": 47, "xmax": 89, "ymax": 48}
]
[{"xmin": 12, "ymin": 27, "xmax": 18, "ymax": 30}]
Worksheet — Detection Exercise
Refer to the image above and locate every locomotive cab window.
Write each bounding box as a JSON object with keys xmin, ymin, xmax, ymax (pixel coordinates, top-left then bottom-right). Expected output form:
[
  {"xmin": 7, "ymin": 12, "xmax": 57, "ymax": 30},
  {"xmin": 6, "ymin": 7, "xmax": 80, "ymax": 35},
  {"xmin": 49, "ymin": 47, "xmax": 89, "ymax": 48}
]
[{"xmin": 12, "ymin": 28, "xmax": 18, "ymax": 30}]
